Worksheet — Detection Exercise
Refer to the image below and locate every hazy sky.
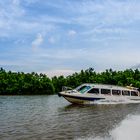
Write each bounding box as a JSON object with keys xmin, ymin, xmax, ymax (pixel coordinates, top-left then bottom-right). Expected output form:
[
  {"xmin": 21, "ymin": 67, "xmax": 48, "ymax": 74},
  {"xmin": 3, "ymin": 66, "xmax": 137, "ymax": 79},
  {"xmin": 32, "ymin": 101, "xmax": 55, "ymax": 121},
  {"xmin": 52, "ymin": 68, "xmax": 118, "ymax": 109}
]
[{"xmin": 0, "ymin": 0, "xmax": 140, "ymax": 76}]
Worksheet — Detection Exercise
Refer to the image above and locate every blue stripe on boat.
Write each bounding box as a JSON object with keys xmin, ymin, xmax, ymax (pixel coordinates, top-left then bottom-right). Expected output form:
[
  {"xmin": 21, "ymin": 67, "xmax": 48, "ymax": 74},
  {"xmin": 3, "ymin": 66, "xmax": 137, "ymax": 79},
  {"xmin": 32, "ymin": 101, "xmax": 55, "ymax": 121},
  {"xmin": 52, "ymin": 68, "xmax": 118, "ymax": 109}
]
[{"xmin": 63, "ymin": 94, "xmax": 105, "ymax": 101}]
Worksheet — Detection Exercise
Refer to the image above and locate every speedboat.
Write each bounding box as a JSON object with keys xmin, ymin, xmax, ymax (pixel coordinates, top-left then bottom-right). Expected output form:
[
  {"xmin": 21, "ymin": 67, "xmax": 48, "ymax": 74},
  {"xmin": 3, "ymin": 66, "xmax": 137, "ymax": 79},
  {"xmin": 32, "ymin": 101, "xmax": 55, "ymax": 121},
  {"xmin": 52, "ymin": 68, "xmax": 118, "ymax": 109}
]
[{"xmin": 58, "ymin": 83, "xmax": 140, "ymax": 104}]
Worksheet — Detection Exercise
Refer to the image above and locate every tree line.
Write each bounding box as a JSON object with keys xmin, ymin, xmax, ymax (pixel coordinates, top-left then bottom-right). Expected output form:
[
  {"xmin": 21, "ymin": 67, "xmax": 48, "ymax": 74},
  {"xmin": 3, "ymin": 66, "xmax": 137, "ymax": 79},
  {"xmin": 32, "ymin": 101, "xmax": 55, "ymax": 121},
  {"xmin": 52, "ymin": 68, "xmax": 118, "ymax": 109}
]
[{"xmin": 0, "ymin": 67, "xmax": 140, "ymax": 95}]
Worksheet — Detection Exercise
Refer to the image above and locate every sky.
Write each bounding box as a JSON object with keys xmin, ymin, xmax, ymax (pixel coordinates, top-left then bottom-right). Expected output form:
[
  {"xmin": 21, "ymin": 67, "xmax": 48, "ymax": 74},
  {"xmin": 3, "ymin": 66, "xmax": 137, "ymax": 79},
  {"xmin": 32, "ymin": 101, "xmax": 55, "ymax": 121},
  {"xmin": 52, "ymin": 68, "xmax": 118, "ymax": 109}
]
[{"xmin": 0, "ymin": 0, "xmax": 140, "ymax": 77}]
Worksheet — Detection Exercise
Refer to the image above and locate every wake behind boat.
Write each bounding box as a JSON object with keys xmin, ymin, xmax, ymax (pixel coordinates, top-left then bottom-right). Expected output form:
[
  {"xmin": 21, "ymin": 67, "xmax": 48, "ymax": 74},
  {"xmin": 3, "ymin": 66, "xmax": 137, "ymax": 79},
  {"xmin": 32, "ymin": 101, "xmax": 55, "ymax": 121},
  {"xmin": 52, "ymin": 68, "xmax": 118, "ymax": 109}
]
[{"xmin": 58, "ymin": 83, "xmax": 140, "ymax": 104}]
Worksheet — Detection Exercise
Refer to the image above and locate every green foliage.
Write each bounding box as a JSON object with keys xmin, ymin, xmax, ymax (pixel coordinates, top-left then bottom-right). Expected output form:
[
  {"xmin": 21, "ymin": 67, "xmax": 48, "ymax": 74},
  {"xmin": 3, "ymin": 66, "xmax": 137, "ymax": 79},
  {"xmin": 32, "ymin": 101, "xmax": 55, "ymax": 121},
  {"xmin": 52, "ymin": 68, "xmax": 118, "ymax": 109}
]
[
  {"xmin": 0, "ymin": 67, "xmax": 140, "ymax": 95},
  {"xmin": 51, "ymin": 68, "xmax": 140, "ymax": 92},
  {"xmin": 0, "ymin": 69, "xmax": 54, "ymax": 95}
]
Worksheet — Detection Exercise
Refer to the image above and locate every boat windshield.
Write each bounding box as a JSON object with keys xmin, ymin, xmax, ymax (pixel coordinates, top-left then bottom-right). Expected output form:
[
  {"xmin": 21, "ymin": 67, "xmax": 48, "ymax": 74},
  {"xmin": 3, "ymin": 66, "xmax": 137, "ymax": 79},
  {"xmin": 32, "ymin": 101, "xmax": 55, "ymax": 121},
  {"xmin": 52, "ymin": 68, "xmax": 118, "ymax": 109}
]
[{"xmin": 77, "ymin": 86, "xmax": 91, "ymax": 94}]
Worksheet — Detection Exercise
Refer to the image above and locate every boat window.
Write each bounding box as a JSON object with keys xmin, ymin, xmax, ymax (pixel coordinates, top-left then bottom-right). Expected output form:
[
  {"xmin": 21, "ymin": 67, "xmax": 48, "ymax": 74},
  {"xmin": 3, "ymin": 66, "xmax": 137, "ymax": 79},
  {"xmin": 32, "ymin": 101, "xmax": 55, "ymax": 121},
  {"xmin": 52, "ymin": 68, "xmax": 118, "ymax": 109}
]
[
  {"xmin": 77, "ymin": 86, "xmax": 87, "ymax": 92},
  {"xmin": 112, "ymin": 90, "xmax": 121, "ymax": 95},
  {"xmin": 122, "ymin": 90, "xmax": 130, "ymax": 96},
  {"xmin": 101, "ymin": 89, "xmax": 111, "ymax": 95},
  {"xmin": 88, "ymin": 88, "xmax": 99, "ymax": 94},
  {"xmin": 78, "ymin": 86, "xmax": 91, "ymax": 94},
  {"xmin": 131, "ymin": 91, "xmax": 138, "ymax": 96}
]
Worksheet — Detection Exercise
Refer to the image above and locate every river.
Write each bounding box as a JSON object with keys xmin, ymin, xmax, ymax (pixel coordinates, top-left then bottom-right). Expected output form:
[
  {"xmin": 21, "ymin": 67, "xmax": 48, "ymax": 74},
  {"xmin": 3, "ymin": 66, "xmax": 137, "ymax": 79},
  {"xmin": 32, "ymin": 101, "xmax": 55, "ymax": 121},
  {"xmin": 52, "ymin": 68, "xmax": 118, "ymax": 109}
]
[{"xmin": 0, "ymin": 95, "xmax": 140, "ymax": 140}]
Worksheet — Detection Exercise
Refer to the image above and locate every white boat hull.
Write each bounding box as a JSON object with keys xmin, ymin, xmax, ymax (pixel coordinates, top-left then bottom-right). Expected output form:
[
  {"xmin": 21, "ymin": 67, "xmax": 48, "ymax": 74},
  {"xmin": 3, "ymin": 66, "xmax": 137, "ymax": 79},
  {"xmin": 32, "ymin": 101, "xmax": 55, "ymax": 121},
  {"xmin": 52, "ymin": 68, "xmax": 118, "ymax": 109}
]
[{"xmin": 59, "ymin": 92, "xmax": 140, "ymax": 104}]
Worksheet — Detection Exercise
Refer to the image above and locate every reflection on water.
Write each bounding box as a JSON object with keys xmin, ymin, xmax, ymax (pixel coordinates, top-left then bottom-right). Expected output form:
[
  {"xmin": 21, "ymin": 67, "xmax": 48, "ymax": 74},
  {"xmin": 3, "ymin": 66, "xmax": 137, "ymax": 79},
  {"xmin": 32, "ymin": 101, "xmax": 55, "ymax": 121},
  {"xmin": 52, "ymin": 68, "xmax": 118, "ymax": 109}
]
[{"xmin": 0, "ymin": 95, "xmax": 140, "ymax": 140}]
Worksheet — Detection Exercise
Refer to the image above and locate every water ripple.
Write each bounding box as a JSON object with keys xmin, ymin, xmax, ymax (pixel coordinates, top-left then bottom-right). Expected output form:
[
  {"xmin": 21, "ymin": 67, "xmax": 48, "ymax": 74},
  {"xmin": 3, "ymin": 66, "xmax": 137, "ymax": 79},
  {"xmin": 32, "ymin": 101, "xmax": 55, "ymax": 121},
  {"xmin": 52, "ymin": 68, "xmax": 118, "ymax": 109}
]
[{"xmin": 0, "ymin": 95, "xmax": 140, "ymax": 140}]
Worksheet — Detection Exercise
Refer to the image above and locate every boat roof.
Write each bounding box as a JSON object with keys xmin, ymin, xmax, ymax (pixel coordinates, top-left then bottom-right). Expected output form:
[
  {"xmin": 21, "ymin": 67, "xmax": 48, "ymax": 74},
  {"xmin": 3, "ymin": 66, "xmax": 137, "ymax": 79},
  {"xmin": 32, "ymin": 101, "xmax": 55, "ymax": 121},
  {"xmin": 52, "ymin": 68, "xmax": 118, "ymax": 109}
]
[{"xmin": 78, "ymin": 83, "xmax": 138, "ymax": 91}]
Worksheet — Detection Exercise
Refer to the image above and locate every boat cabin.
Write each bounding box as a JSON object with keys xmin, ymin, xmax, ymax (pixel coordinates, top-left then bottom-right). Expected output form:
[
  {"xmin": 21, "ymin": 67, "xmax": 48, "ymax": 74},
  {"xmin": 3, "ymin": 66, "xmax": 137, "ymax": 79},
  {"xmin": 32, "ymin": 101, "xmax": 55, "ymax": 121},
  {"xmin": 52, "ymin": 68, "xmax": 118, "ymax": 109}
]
[{"xmin": 76, "ymin": 84, "xmax": 139, "ymax": 97}]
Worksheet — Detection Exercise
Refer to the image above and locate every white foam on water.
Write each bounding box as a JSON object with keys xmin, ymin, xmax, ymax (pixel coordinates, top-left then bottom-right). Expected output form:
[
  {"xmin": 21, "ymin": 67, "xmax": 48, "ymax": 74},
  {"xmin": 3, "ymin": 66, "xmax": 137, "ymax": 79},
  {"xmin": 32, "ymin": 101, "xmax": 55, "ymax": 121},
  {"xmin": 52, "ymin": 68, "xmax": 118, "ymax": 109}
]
[
  {"xmin": 91, "ymin": 98, "xmax": 140, "ymax": 105},
  {"xmin": 76, "ymin": 114, "xmax": 140, "ymax": 140},
  {"xmin": 110, "ymin": 114, "xmax": 140, "ymax": 140}
]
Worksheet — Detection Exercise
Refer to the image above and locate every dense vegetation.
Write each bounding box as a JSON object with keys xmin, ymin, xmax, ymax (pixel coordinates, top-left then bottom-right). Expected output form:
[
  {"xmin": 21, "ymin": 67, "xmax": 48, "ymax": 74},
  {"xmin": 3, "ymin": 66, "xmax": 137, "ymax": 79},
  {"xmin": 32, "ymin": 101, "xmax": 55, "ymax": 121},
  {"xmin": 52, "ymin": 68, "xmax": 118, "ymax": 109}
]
[{"xmin": 0, "ymin": 67, "xmax": 140, "ymax": 95}]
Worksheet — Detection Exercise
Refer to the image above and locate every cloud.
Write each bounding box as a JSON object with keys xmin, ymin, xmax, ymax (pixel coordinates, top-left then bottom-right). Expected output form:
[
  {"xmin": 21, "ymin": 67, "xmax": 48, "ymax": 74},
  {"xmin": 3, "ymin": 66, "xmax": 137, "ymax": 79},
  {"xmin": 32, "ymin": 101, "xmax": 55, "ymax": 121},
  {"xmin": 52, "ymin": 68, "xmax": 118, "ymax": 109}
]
[
  {"xmin": 48, "ymin": 36, "xmax": 55, "ymax": 44},
  {"xmin": 0, "ymin": 1, "xmax": 57, "ymax": 38},
  {"xmin": 73, "ymin": 0, "xmax": 140, "ymax": 25},
  {"xmin": 44, "ymin": 69, "xmax": 76, "ymax": 77},
  {"xmin": 12, "ymin": 0, "xmax": 20, "ymax": 5},
  {"xmin": 131, "ymin": 64, "xmax": 140, "ymax": 69},
  {"xmin": 1, "ymin": 0, "xmax": 140, "ymax": 75},
  {"xmin": 68, "ymin": 30, "xmax": 77, "ymax": 36},
  {"xmin": 32, "ymin": 33, "xmax": 44, "ymax": 50}
]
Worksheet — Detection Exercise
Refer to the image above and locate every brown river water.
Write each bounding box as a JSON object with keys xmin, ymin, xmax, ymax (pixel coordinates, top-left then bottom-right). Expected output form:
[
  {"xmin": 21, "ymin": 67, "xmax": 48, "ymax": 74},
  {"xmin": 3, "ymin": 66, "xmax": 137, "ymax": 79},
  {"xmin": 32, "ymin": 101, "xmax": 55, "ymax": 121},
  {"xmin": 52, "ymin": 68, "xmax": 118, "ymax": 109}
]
[{"xmin": 0, "ymin": 95, "xmax": 140, "ymax": 140}]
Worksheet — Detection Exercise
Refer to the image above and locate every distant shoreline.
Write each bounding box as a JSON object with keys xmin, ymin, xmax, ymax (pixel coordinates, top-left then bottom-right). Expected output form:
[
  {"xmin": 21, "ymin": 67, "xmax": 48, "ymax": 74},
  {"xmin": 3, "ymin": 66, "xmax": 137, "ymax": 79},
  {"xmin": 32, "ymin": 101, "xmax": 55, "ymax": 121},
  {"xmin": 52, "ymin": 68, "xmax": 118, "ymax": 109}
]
[{"xmin": 0, "ymin": 67, "xmax": 140, "ymax": 95}]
